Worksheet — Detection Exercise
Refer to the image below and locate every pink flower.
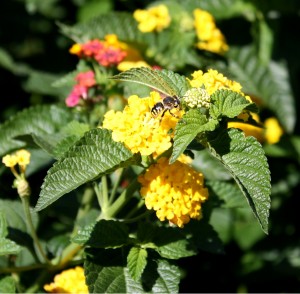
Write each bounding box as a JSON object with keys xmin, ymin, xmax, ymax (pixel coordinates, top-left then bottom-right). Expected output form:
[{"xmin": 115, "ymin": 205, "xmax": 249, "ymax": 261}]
[
  {"xmin": 95, "ymin": 47, "xmax": 127, "ymax": 67},
  {"xmin": 81, "ymin": 40, "xmax": 104, "ymax": 57},
  {"xmin": 75, "ymin": 71, "xmax": 96, "ymax": 87},
  {"xmin": 66, "ymin": 85, "xmax": 88, "ymax": 107}
]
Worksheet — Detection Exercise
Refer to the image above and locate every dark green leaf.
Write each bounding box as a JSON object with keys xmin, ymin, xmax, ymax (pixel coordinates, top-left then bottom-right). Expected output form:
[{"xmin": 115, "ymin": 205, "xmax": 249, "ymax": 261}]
[
  {"xmin": 58, "ymin": 12, "xmax": 142, "ymax": 43},
  {"xmin": 170, "ymin": 109, "xmax": 218, "ymax": 163},
  {"xmin": 0, "ymin": 105, "xmax": 73, "ymax": 157},
  {"xmin": 127, "ymin": 247, "xmax": 148, "ymax": 281},
  {"xmin": 71, "ymin": 220, "xmax": 129, "ymax": 248},
  {"xmin": 209, "ymin": 89, "xmax": 255, "ymax": 119},
  {"xmin": 35, "ymin": 128, "xmax": 138, "ymax": 211},
  {"xmin": 228, "ymin": 45, "xmax": 295, "ymax": 132},
  {"xmin": 85, "ymin": 248, "xmax": 180, "ymax": 293},
  {"xmin": 111, "ymin": 67, "xmax": 190, "ymax": 98},
  {"xmin": 208, "ymin": 128, "xmax": 271, "ymax": 233}
]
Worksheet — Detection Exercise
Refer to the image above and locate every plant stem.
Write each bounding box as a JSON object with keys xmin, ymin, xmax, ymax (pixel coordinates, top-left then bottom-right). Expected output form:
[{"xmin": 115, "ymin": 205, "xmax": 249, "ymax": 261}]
[
  {"xmin": 21, "ymin": 196, "xmax": 51, "ymax": 265},
  {"xmin": 109, "ymin": 168, "xmax": 124, "ymax": 204}
]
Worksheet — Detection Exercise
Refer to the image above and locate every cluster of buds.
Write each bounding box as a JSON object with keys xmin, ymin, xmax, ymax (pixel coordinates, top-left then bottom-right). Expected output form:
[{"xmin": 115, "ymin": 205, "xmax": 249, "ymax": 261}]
[
  {"xmin": 69, "ymin": 35, "xmax": 127, "ymax": 67},
  {"xmin": 183, "ymin": 87, "xmax": 210, "ymax": 109}
]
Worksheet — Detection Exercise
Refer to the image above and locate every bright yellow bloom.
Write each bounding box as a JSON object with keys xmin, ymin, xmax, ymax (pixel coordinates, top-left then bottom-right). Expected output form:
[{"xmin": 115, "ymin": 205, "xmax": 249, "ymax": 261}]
[
  {"xmin": 133, "ymin": 5, "xmax": 171, "ymax": 33},
  {"xmin": 117, "ymin": 60, "xmax": 151, "ymax": 72},
  {"xmin": 2, "ymin": 154, "xmax": 18, "ymax": 168},
  {"xmin": 44, "ymin": 266, "xmax": 88, "ymax": 294},
  {"xmin": 102, "ymin": 92, "xmax": 182, "ymax": 157},
  {"xmin": 138, "ymin": 157, "xmax": 209, "ymax": 228},
  {"xmin": 264, "ymin": 117, "xmax": 283, "ymax": 144},
  {"xmin": 15, "ymin": 149, "xmax": 31, "ymax": 168},
  {"xmin": 194, "ymin": 9, "xmax": 228, "ymax": 54},
  {"xmin": 69, "ymin": 43, "xmax": 82, "ymax": 55},
  {"xmin": 189, "ymin": 69, "xmax": 252, "ymax": 102}
]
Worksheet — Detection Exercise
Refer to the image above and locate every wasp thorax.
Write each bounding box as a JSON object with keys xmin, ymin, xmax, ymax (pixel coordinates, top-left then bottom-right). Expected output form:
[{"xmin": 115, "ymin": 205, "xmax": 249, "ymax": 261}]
[{"xmin": 151, "ymin": 96, "xmax": 180, "ymax": 118}]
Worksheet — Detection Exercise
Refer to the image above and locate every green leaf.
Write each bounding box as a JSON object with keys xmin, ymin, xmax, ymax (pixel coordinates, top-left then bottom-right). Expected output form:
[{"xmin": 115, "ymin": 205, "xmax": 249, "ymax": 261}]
[
  {"xmin": 85, "ymin": 248, "xmax": 180, "ymax": 293},
  {"xmin": 58, "ymin": 12, "xmax": 142, "ymax": 43},
  {"xmin": 0, "ymin": 238, "xmax": 21, "ymax": 256},
  {"xmin": 71, "ymin": 220, "xmax": 129, "ymax": 248},
  {"xmin": 170, "ymin": 109, "xmax": 219, "ymax": 163},
  {"xmin": 228, "ymin": 45, "xmax": 295, "ymax": 132},
  {"xmin": 207, "ymin": 180, "xmax": 247, "ymax": 208},
  {"xmin": 127, "ymin": 247, "xmax": 148, "ymax": 281},
  {"xmin": 208, "ymin": 128, "xmax": 271, "ymax": 233},
  {"xmin": 153, "ymin": 227, "xmax": 198, "ymax": 259},
  {"xmin": 110, "ymin": 67, "xmax": 190, "ymax": 98},
  {"xmin": 209, "ymin": 89, "xmax": 256, "ymax": 119},
  {"xmin": 0, "ymin": 105, "xmax": 73, "ymax": 157},
  {"xmin": 0, "ymin": 275, "xmax": 16, "ymax": 293},
  {"xmin": 0, "ymin": 212, "xmax": 8, "ymax": 238},
  {"xmin": 35, "ymin": 128, "xmax": 137, "ymax": 211}
]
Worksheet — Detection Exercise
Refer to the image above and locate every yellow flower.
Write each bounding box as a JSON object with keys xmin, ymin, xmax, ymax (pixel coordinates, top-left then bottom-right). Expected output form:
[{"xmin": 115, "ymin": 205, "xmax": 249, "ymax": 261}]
[
  {"xmin": 102, "ymin": 92, "xmax": 182, "ymax": 157},
  {"xmin": 138, "ymin": 157, "xmax": 209, "ymax": 228},
  {"xmin": 69, "ymin": 43, "xmax": 82, "ymax": 55},
  {"xmin": 117, "ymin": 60, "xmax": 151, "ymax": 72},
  {"xmin": 15, "ymin": 149, "xmax": 31, "ymax": 168},
  {"xmin": 44, "ymin": 266, "xmax": 88, "ymax": 293},
  {"xmin": 189, "ymin": 69, "xmax": 251, "ymax": 102},
  {"xmin": 264, "ymin": 117, "xmax": 283, "ymax": 144},
  {"xmin": 193, "ymin": 9, "xmax": 228, "ymax": 54},
  {"xmin": 2, "ymin": 154, "xmax": 18, "ymax": 168},
  {"xmin": 133, "ymin": 5, "xmax": 171, "ymax": 33}
]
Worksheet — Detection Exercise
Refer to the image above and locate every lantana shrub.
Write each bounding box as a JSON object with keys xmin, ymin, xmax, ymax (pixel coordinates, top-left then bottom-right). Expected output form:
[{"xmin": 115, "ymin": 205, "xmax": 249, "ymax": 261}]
[{"xmin": 0, "ymin": 1, "xmax": 297, "ymax": 293}]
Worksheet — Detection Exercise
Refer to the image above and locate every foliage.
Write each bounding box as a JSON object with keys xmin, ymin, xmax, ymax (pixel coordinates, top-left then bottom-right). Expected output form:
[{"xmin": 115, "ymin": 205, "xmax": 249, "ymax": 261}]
[{"xmin": 0, "ymin": 0, "xmax": 300, "ymax": 293}]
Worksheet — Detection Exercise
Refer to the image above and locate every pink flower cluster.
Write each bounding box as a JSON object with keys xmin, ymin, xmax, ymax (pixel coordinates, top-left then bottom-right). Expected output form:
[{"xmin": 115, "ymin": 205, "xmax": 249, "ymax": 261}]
[
  {"xmin": 66, "ymin": 71, "xmax": 96, "ymax": 107},
  {"xmin": 71, "ymin": 39, "xmax": 127, "ymax": 67}
]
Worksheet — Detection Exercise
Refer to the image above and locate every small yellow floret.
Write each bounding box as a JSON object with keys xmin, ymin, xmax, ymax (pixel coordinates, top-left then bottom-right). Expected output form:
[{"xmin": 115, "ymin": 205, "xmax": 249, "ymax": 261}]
[
  {"xmin": 69, "ymin": 43, "xmax": 82, "ymax": 55},
  {"xmin": 138, "ymin": 157, "xmax": 208, "ymax": 228},
  {"xmin": 193, "ymin": 9, "xmax": 228, "ymax": 54},
  {"xmin": 2, "ymin": 154, "xmax": 18, "ymax": 167},
  {"xmin": 103, "ymin": 92, "xmax": 182, "ymax": 157},
  {"xmin": 117, "ymin": 60, "xmax": 151, "ymax": 72},
  {"xmin": 15, "ymin": 149, "xmax": 31, "ymax": 167},
  {"xmin": 44, "ymin": 266, "xmax": 88, "ymax": 293},
  {"xmin": 133, "ymin": 5, "xmax": 171, "ymax": 33},
  {"xmin": 264, "ymin": 117, "xmax": 284, "ymax": 144}
]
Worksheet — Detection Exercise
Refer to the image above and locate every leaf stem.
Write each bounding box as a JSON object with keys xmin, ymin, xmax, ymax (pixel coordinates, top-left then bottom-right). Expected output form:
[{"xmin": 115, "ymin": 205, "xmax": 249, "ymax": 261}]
[
  {"xmin": 109, "ymin": 168, "xmax": 124, "ymax": 204},
  {"xmin": 21, "ymin": 196, "xmax": 51, "ymax": 265}
]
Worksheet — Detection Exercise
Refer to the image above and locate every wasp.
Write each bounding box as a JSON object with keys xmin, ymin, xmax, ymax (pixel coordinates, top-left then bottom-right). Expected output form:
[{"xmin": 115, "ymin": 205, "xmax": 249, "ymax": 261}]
[{"xmin": 151, "ymin": 95, "xmax": 181, "ymax": 118}]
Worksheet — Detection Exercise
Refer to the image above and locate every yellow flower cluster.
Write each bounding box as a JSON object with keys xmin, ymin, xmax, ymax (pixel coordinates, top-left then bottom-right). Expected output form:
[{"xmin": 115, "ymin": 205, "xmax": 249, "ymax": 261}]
[
  {"xmin": 193, "ymin": 9, "xmax": 229, "ymax": 54},
  {"xmin": 138, "ymin": 157, "xmax": 209, "ymax": 228},
  {"xmin": 189, "ymin": 69, "xmax": 251, "ymax": 101},
  {"xmin": 44, "ymin": 266, "xmax": 88, "ymax": 294},
  {"xmin": 133, "ymin": 5, "xmax": 171, "ymax": 33},
  {"xmin": 228, "ymin": 114, "xmax": 284, "ymax": 144},
  {"xmin": 102, "ymin": 92, "xmax": 182, "ymax": 157}
]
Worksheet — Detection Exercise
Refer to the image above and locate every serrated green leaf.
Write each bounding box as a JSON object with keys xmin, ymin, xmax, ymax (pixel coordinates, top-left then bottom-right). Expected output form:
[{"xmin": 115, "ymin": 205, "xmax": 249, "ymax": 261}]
[
  {"xmin": 110, "ymin": 67, "xmax": 190, "ymax": 98},
  {"xmin": 209, "ymin": 89, "xmax": 255, "ymax": 119},
  {"xmin": 0, "ymin": 238, "xmax": 21, "ymax": 256},
  {"xmin": 228, "ymin": 45, "xmax": 295, "ymax": 132},
  {"xmin": 0, "ymin": 105, "xmax": 73, "ymax": 157},
  {"xmin": 58, "ymin": 12, "xmax": 142, "ymax": 43},
  {"xmin": 72, "ymin": 220, "xmax": 129, "ymax": 248},
  {"xmin": 152, "ymin": 226, "xmax": 197, "ymax": 259},
  {"xmin": 0, "ymin": 275, "xmax": 16, "ymax": 293},
  {"xmin": 170, "ymin": 109, "xmax": 218, "ymax": 163},
  {"xmin": 85, "ymin": 249, "xmax": 180, "ymax": 293},
  {"xmin": 208, "ymin": 128, "xmax": 271, "ymax": 233},
  {"xmin": 127, "ymin": 247, "xmax": 148, "ymax": 281},
  {"xmin": 207, "ymin": 180, "xmax": 247, "ymax": 208},
  {"xmin": 35, "ymin": 128, "xmax": 138, "ymax": 211}
]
